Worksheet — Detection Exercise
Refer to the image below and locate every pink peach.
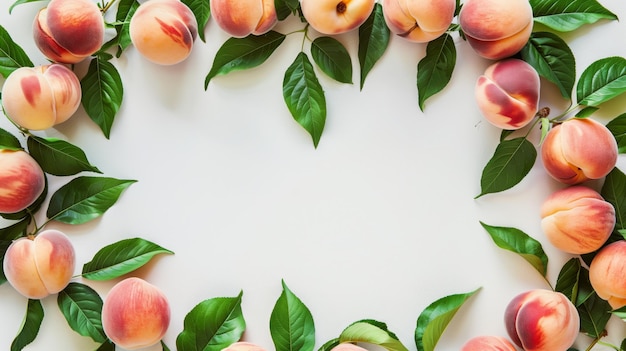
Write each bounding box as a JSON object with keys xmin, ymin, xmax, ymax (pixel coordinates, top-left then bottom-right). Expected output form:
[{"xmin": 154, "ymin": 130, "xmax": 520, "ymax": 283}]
[
  {"xmin": 0, "ymin": 150, "xmax": 46, "ymax": 214},
  {"xmin": 301, "ymin": 0, "xmax": 375, "ymax": 35},
  {"xmin": 382, "ymin": 0, "xmax": 456, "ymax": 43},
  {"xmin": 589, "ymin": 241, "xmax": 626, "ymax": 309},
  {"xmin": 210, "ymin": 0, "xmax": 277, "ymax": 38},
  {"xmin": 461, "ymin": 336, "xmax": 517, "ymax": 351},
  {"xmin": 223, "ymin": 342, "xmax": 268, "ymax": 351}
]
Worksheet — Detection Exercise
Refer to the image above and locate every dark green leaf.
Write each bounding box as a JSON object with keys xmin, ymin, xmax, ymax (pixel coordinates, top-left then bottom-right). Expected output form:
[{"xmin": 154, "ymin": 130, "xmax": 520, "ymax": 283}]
[
  {"xmin": 577, "ymin": 56, "xmax": 626, "ymax": 107},
  {"xmin": 27, "ymin": 136, "xmax": 101, "ymax": 176},
  {"xmin": 358, "ymin": 3, "xmax": 390, "ymax": 90},
  {"xmin": 82, "ymin": 237, "xmax": 174, "ymax": 280},
  {"xmin": 578, "ymin": 292, "xmax": 611, "ymax": 339},
  {"xmin": 0, "ymin": 25, "xmax": 33, "ymax": 78},
  {"xmin": 283, "ymin": 52, "xmax": 326, "ymax": 148},
  {"xmin": 205, "ymin": 31, "xmax": 286, "ymax": 88},
  {"xmin": 176, "ymin": 292, "xmax": 246, "ymax": 351},
  {"xmin": 311, "ymin": 37, "xmax": 352, "ymax": 84},
  {"xmin": 417, "ymin": 33, "xmax": 456, "ymax": 111},
  {"xmin": 57, "ymin": 282, "xmax": 106, "ymax": 343},
  {"xmin": 182, "ymin": 0, "xmax": 210, "ymax": 42},
  {"xmin": 317, "ymin": 338, "xmax": 340, "ymax": 351},
  {"xmin": 274, "ymin": 0, "xmax": 300, "ymax": 20},
  {"xmin": 601, "ymin": 168, "xmax": 626, "ymax": 234},
  {"xmin": 162, "ymin": 341, "xmax": 171, "ymax": 351},
  {"xmin": 0, "ymin": 128, "xmax": 22, "ymax": 150},
  {"xmin": 415, "ymin": 289, "xmax": 480, "ymax": 351},
  {"xmin": 530, "ymin": 0, "xmax": 618, "ymax": 32},
  {"xmin": 47, "ymin": 176, "xmax": 136, "ymax": 225},
  {"xmin": 9, "ymin": 0, "xmax": 46, "ymax": 13},
  {"xmin": 607, "ymin": 113, "xmax": 626, "ymax": 153},
  {"xmin": 113, "ymin": 0, "xmax": 140, "ymax": 56},
  {"xmin": 476, "ymin": 137, "xmax": 537, "ymax": 197},
  {"xmin": 11, "ymin": 299, "xmax": 44, "ymax": 351},
  {"xmin": 340, "ymin": 320, "xmax": 407, "ymax": 351},
  {"xmin": 270, "ymin": 280, "xmax": 315, "ymax": 351},
  {"xmin": 480, "ymin": 222, "xmax": 548, "ymax": 277},
  {"xmin": 96, "ymin": 340, "xmax": 116, "ymax": 351},
  {"xmin": 554, "ymin": 258, "xmax": 594, "ymax": 306}
]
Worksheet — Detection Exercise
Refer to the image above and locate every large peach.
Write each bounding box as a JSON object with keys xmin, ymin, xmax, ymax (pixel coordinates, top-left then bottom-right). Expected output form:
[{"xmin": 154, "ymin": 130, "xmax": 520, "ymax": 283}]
[
  {"xmin": 461, "ymin": 336, "xmax": 517, "ymax": 351},
  {"xmin": 301, "ymin": 0, "xmax": 375, "ymax": 35},
  {"xmin": 459, "ymin": 0, "xmax": 533, "ymax": 60},
  {"xmin": 129, "ymin": 0, "xmax": 198, "ymax": 65},
  {"xmin": 102, "ymin": 277, "xmax": 170, "ymax": 350},
  {"xmin": 541, "ymin": 118, "xmax": 618, "ymax": 185},
  {"xmin": 3, "ymin": 230, "xmax": 75, "ymax": 299},
  {"xmin": 382, "ymin": 0, "xmax": 456, "ymax": 43},
  {"xmin": 0, "ymin": 150, "xmax": 46, "ymax": 214},
  {"xmin": 1, "ymin": 64, "xmax": 81, "ymax": 131},
  {"xmin": 589, "ymin": 241, "xmax": 626, "ymax": 309},
  {"xmin": 541, "ymin": 186, "xmax": 615, "ymax": 254},
  {"xmin": 33, "ymin": 0, "xmax": 104, "ymax": 64},
  {"xmin": 475, "ymin": 59, "xmax": 540, "ymax": 130},
  {"xmin": 504, "ymin": 289, "xmax": 579, "ymax": 351},
  {"xmin": 210, "ymin": 0, "xmax": 277, "ymax": 38}
]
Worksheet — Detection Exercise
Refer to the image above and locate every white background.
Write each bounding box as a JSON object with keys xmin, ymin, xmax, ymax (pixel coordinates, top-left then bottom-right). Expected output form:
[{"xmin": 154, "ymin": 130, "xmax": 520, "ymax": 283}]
[{"xmin": 1, "ymin": 1, "xmax": 625, "ymax": 350}]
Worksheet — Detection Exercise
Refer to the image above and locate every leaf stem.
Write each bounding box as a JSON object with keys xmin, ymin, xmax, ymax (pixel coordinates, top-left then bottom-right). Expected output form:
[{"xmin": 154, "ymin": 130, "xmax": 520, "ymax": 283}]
[{"xmin": 100, "ymin": 0, "xmax": 119, "ymax": 14}]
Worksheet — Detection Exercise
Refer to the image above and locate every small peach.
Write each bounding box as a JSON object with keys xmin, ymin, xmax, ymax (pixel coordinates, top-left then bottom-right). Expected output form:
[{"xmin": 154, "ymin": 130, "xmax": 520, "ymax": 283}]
[
  {"xmin": 475, "ymin": 59, "xmax": 540, "ymax": 130},
  {"xmin": 301, "ymin": 0, "xmax": 375, "ymax": 35},
  {"xmin": 0, "ymin": 150, "xmax": 46, "ymax": 214},
  {"xmin": 102, "ymin": 277, "xmax": 170, "ymax": 350},
  {"xmin": 382, "ymin": 0, "xmax": 456, "ymax": 43},
  {"xmin": 461, "ymin": 336, "xmax": 517, "ymax": 351},
  {"xmin": 589, "ymin": 241, "xmax": 626, "ymax": 309},
  {"xmin": 210, "ymin": 0, "xmax": 277, "ymax": 38},
  {"xmin": 541, "ymin": 118, "xmax": 618, "ymax": 185},
  {"xmin": 129, "ymin": 0, "xmax": 198, "ymax": 65},
  {"xmin": 223, "ymin": 342, "xmax": 268, "ymax": 351},
  {"xmin": 329, "ymin": 344, "xmax": 369, "ymax": 351},
  {"xmin": 3, "ymin": 230, "xmax": 76, "ymax": 299}
]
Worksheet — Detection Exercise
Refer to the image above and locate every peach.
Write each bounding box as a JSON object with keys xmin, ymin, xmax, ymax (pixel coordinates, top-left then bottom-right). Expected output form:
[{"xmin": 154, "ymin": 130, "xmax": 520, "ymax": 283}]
[
  {"xmin": 33, "ymin": 0, "xmax": 104, "ymax": 64},
  {"xmin": 475, "ymin": 59, "xmax": 540, "ymax": 130},
  {"xmin": 0, "ymin": 150, "xmax": 46, "ymax": 214},
  {"xmin": 329, "ymin": 344, "xmax": 369, "ymax": 351},
  {"xmin": 129, "ymin": 0, "xmax": 198, "ymax": 65},
  {"xmin": 541, "ymin": 186, "xmax": 615, "ymax": 254},
  {"xmin": 459, "ymin": 0, "xmax": 533, "ymax": 60},
  {"xmin": 301, "ymin": 0, "xmax": 375, "ymax": 35},
  {"xmin": 541, "ymin": 118, "xmax": 618, "ymax": 185},
  {"xmin": 3, "ymin": 230, "xmax": 75, "ymax": 299},
  {"xmin": 1, "ymin": 64, "xmax": 81, "ymax": 131},
  {"xmin": 504, "ymin": 289, "xmax": 579, "ymax": 351},
  {"xmin": 102, "ymin": 277, "xmax": 170, "ymax": 350},
  {"xmin": 382, "ymin": 0, "xmax": 456, "ymax": 43},
  {"xmin": 210, "ymin": 0, "xmax": 277, "ymax": 38},
  {"xmin": 223, "ymin": 342, "xmax": 268, "ymax": 351},
  {"xmin": 589, "ymin": 241, "xmax": 626, "ymax": 309},
  {"xmin": 461, "ymin": 336, "xmax": 517, "ymax": 351}
]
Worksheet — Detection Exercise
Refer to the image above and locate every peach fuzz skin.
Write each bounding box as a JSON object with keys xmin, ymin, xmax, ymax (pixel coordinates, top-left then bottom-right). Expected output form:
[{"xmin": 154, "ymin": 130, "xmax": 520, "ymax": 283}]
[
  {"xmin": 33, "ymin": 0, "xmax": 104, "ymax": 64},
  {"xmin": 475, "ymin": 59, "xmax": 540, "ymax": 130},
  {"xmin": 504, "ymin": 289, "xmax": 579, "ymax": 351},
  {"xmin": 3, "ymin": 230, "xmax": 75, "ymax": 299},
  {"xmin": 461, "ymin": 336, "xmax": 516, "ymax": 351},
  {"xmin": 301, "ymin": 0, "xmax": 375, "ymax": 35},
  {"xmin": 102, "ymin": 277, "xmax": 170, "ymax": 350},
  {"xmin": 589, "ymin": 241, "xmax": 626, "ymax": 309},
  {"xmin": 0, "ymin": 150, "xmax": 45, "ymax": 214},
  {"xmin": 541, "ymin": 118, "xmax": 618, "ymax": 185},
  {"xmin": 1, "ymin": 64, "xmax": 81, "ymax": 131},
  {"xmin": 129, "ymin": 0, "xmax": 198, "ymax": 65},
  {"xmin": 382, "ymin": 0, "xmax": 456, "ymax": 43},
  {"xmin": 223, "ymin": 342, "xmax": 268, "ymax": 351},
  {"xmin": 541, "ymin": 185, "xmax": 615, "ymax": 254},
  {"xmin": 459, "ymin": 0, "xmax": 533, "ymax": 60},
  {"xmin": 210, "ymin": 0, "xmax": 277, "ymax": 38}
]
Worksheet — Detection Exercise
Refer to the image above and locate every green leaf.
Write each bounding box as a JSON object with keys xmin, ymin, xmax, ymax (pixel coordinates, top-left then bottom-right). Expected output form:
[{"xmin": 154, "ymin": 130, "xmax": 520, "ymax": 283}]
[
  {"xmin": 11, "ymin": 299, "xmax": 44, "ymax": 351},
  {"xmin": 476, "ymin": 137, "xmax": 537, "ymax": 197},
  {"xmin": 577, "ymin": 56, "xmax": 626, "ymax": 107},
  {"xmin": 113, "ymin": 0, "xmax": 140, "ymax": 56},
  {"xmin": 81, "ymin": 54, "xmax": 124, "ymax": 139},
  {"xmin": 340, "ymin": 320, "xmax": 408, "ymax": 351},
  {"xmin": 578, "ymin": 291, "xmax": 612, "ymax": 339},
  {"xmin": 520, "ymin": 32, "xmax": 575, "ymax": 99},
  {"xmin": 96, "ymin": 340, "xmax": 116, "ymax": 351},
  {"xmin": 311, "ymin": 37, "xmax": 352, "ymax": 84},
  {"xmin": 9, "ymin": 0, "xmax": 46, "ymax": 13},
  {"xmin": 162, "ymin": 341, "xmax": 172, "ymax": 351},
  {"xmin": 554, "ymin": 258, "xmax": 594, "ymax": 307},
  {"xmin": 27, "ymin": 136, "xmax": 101, "ymax": 176},
  {"xmin": 176, "ymin": 292, "xmax": 246, "ymax": 351},
  {"xmin": 539, "ymin": 117, "xmax": 550, "ymax": 144},
  {"xmin": 318, "ymin": 338, "xmax": 340, "ymax": 351},
  {"xmin": 182, "ymin": 0, "xmax": 210, "ymax": 42},
  {"xmin": 205, "ymin": 31, "xmax": 286, "ymax": 88},
  {"xmin": 47, "ymin": 176, "xmax": 136, "ymax": 225},
  {"xmin": 0, "ymin": 128, "xmax": 22, "ymax": 150},
  {"xmin": 270, "ymin": 280, "xmax": 316, "ymax": 351},
  {"xmin": 82, "ymin": 238, "xmax": 174, "ymax": 280},
  {"xmin": 358, "ymin": 3, "xmax": 390, "ymax": 90},
  {"xmin": 57, "ymin": 282, "xmax": 106, "ymax": 343},
  {"xmin": 417, "ymin": 33, "xmax": 456, "ymax": 111},
  {"xmin": 607, "ymin": 113, "xmax": 626, "ymax": 153},
  {"xmin": 601, "ymin": 168, "xmax": 626, "ymax": 234},
  {"xmin": 415, "ymin": 289, "xmax": 480, "ymax": 351},
  {"xmin": 274, "ymin": 0, "xmax": 300, "ymax": 20},
  {"xmin": 283, "ymin": 52, "xmax": 326, "ymax": 148},
  {"xmin": 529, "ymin": 0, "xmax": 618, "ymax": 32},
  {"xmin": 480, "ymin": 222, "xmax": 548, "ymax": 277},
  {"xmin": 612, "ymin": 306, "xmax": 626, "ymax": 321},
  {"xmin": 576, "ymin": 106, "xmax": 600, "ymax": 118},
  {"xmin": 0, "ymin": 25, "xmax": 33, "ymax": 78}
]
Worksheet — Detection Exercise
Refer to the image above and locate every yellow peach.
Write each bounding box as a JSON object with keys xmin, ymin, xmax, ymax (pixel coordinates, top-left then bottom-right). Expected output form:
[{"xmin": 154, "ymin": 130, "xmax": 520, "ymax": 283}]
[
  {"xmin": 301, "ymin": 0, "xmax": 376, "ymax": 35},
  {"xmin": 210, "ymin": 0, "xmax": 277, "ymax": 38},
  {"xmin": 589, "ymin": 241, "xmax": 626, "ymax": 309},
  {"xmin": 382, "ymin": 0, "xmax": 456, "ymax": 43},
  {"xmin": 461, "ymin": 336, "xmax": 517, "ymax": 351}
]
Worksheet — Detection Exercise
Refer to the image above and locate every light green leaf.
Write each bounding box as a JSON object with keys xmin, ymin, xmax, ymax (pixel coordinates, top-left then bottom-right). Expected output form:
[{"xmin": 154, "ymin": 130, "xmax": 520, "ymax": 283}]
[
  {"xmin": 11, "ymin": 299, "xmax": 44, "ymax": 351},
  {"xmin": 57, "ymin": 283, "xmax": 106, "ymax": 343},
  {"xmin": 577, "ymin": 56, "xmax": 626, "ymax": 107},
  {"xmin": 340, "ymin": 320, "xmax": 408, "ymax": 351},
  {"xmin": 0, "ymin": 25, "xmax": 33, "ymax": 78},
  {"xmin": 606, "ymin": 113, "xmax": 626, "ymax": 153},
  {"xmin": 358, "ymin": 3, "xmax": 390, "ymax": 90},
  {"xmin": 182, "ymin": 0, "xmax": 210, "ymax": 42},
  {"xmin": 530, "ymin": 0, "xmax": 618, "ymax": 32},
  {"xmin": 270, "ymin": 280, "xmax": 316, "ymax": 351},
  {"xmin": 311, "ymin": 36, "xmax": 352, "ymax": 84},
  {"xmin": 27, "ymin": 136, "xmax": 101, "ymax": 176},
  {"xmin": 0, "ymin": 127, "xmax": 22, "ymax": 150},
  {"xmin": 417, "ymin": 33, "xmax": 456, "ymax": 111},
  {"xmin": 576, "ymin": 106, "xmax": 600, "ymax": 118}
]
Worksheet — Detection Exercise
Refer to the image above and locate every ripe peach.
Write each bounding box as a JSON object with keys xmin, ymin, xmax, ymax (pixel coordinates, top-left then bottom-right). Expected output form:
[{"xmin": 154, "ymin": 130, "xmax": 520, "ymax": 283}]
[
  {"xmin": 1, "ymin": 64, "xmax": 81, "ymax": 131},
  {"xmin": 129, "ymin": 0, "xmax": 198, "ymax": 65},
  {"xmin": 541, "ymin": 118, "xmax": 618, "ymax": 185},
  {"xmin": 504, "ymin": 289, "xmax": 579, "ymax": 351},
  {"xmin": 329, "ymin": 344, "xmax": 369, "ymax": 351},
  {"xmin": 589, "ymin": 241, "xmax": 626, "ymax": 309},
  {"xmin": 210, "ymin": 0, "xmax": 277, "ymax": 38},
  {"xmin": 461, "ymin": 336, "xmax": 517, "ymax": 351},
  {"xmin": 382, "ymin": 0, "xmax": 456, "ymax": 43},
  {"xmin": 541, "ymin": 186, "xmax": 615, "ymax": 254},
  {"xmin": 33, "ymin": 0, "xmax": 104, "ymax": 64},
  {"xmin": 223, "ymin": 342, "xmax": 268, "ymax": 351},
  {"xmin": 301, "ymin": 0, "xmax": 375, "ymax": 35},
  {"xmin": 0, "ymin": 150, "xmax": 46, "ymax": 214},
  {"xmin": 475, "ymin": 59, "xmax": 540, "ymax": 130},
  {"xmin": 102, "ymin": 277, "xmax": 170, "ymax": 350},
  {"xmin": 3, "ymin": 230, "xmax": 75, "ymax": 299},
  {"xmin": 459, "ymin": 0, "xmax": 533, "ymax": 60}
]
